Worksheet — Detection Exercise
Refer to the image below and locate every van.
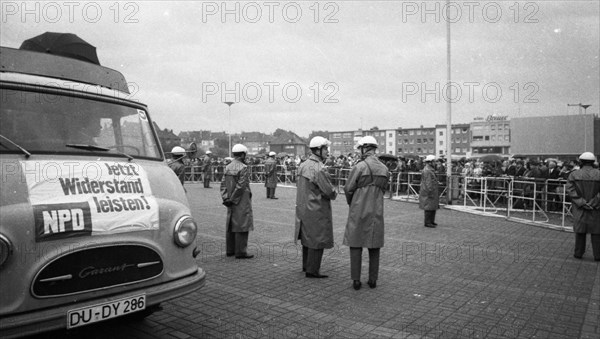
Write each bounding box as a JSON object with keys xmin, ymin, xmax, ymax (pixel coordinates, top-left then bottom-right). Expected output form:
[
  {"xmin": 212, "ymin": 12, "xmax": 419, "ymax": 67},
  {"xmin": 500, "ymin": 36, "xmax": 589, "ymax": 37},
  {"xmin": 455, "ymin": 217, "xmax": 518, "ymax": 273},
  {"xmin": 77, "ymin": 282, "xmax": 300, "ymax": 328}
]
[{"xmin": 0, "ymin": 36, "xmax": 205, "ymax": 337}]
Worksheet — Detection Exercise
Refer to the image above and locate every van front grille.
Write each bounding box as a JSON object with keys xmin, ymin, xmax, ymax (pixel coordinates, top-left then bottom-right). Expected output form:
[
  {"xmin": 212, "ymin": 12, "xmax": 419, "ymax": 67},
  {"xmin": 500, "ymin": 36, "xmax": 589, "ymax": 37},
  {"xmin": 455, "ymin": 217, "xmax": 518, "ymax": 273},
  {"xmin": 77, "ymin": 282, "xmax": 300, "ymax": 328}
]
[{"xmin": 32, "ymin": 245, "xmax": 163, "ymax": 297}]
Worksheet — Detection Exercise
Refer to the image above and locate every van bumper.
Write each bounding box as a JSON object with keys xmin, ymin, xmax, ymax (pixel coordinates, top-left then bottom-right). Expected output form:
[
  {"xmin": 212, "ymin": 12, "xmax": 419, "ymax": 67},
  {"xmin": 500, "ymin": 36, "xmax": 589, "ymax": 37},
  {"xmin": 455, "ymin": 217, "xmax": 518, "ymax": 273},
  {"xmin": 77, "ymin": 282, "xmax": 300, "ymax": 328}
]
[{"xmin": 0, "ymin": 268, "xmax": 206, "ymax": 338}]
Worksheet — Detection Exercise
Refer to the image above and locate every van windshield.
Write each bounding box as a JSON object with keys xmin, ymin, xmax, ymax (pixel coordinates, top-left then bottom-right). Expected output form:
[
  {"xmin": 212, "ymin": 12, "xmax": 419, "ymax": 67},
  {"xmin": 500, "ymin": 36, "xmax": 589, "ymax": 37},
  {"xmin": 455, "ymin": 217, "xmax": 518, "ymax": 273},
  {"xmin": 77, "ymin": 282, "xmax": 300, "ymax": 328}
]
[{"xmin": 0, "ymin": 89, "xmax": 161, "ymax": 160}]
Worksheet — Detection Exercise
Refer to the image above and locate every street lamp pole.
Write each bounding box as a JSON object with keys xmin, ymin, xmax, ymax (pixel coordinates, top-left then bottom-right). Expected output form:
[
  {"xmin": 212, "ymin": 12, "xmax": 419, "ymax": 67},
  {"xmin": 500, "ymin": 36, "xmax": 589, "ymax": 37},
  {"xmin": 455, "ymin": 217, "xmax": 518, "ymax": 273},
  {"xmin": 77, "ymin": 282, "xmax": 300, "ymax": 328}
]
[
  {"xmin": 445, "ymin": 0, "xmax": 452, "ymax": 205},
  {"xmin": 568, "ymin": 103, "xmax": 592, "ymax": 151},
  {"xmin": 224, "ymin": 102, "xmax": 234, "ymax": 158}
]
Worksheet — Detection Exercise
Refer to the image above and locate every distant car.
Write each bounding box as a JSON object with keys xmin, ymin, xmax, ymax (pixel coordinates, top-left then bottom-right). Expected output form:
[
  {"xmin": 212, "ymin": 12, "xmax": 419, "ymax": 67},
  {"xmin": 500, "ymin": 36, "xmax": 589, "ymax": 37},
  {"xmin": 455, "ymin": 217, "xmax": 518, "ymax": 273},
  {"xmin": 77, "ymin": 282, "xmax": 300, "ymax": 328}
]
[{"xmin": 0, "ymin": 36, "xmax": 205, "ymax": 337}]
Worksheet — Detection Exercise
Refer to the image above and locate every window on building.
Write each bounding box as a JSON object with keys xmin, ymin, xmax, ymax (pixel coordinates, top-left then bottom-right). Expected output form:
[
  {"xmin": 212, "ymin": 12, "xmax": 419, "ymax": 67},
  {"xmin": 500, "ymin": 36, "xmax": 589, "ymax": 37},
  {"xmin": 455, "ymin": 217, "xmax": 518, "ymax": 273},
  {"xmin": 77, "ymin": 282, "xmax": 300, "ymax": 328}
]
[
  {"xmin": 498, "ymin": 124, "xmax": 503, "ymax": 131},
  {"xmin": 491, "ymin": 136, "xmax": 496, "ymax": 141},
  {"xmin": 389, "ymin": 133, "xmax": 393, "ymax": 138},
  {"xmin": 473, "ymin": 136, "xmax": 483, "ymax": 141},
  {"xmin": 439, "ymin": 131, "xmax": 444, "ymax": 136},
  {"xmin": 439, "ymin": 141, "xmax": 443, "ymax": 145},
  {"xmin": 417, "ymin": 139, "xmax": 421, "ymax": 144},
  {"xmin": 388, "ymin": 142, "xmax": 392, "ymax": 146},
  {"xmin": 343, "ymin": 132, "xmax": 352, "ymax": 138},
  {"xmin": 417, "ymin": 130, "xmax": 421, "ymax": 135},
  {"xmin": 491, "ymin": 124, "xmax": 496, "ymax": 131},
  {"xmin": 485, "ymin": 136, "xmax": 490, "ymax": 141},
  {"xmin": 455, "ymin": 147, "xmax": 460, "ymax": 153},
  {"xmin": 439, "ymin": 150, "xmax": 444, "ymax": 155},
  {"xmin": 398, "ymin": 148, "xmax": 403, "ymax": 152},
  {"xmin": 404, "ymin": 139, "xmax": 409, "ymax": 144},
  {"xmin": 462, "ymin": 147, "xmax": 468, "ymax": 152},
  {"xmin": 333, "ymin": 133, "xmax": 341, "ymax": 138},
  {"xmin": 409, "ymin": 139, "xmax": 414, "ymax": 144},
  {"xmin": 409, "ymin": 130, "xmax": 414, "ymax": 135}
]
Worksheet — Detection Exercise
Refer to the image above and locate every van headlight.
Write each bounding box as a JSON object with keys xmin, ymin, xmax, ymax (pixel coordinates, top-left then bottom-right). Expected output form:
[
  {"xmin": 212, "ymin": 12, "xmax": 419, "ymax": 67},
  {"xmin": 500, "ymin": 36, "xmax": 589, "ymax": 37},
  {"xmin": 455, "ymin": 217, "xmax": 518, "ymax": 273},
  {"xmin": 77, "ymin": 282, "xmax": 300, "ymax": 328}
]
[
  {"xmin": 0, "ymin": 234, "xmax": 12, "ymax": 267},
  {"xmin": 173, "ymin": 217, "xmax": 197, "ymax": 248}
]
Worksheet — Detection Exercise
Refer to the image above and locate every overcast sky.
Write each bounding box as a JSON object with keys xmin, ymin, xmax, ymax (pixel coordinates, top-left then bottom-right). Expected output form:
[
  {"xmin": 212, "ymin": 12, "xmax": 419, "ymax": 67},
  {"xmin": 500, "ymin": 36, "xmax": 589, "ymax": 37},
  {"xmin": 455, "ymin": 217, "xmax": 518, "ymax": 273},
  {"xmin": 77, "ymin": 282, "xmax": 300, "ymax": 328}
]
[{"xmin": 1, "ymin": 1, "xmax": 599, "ymax": 137}]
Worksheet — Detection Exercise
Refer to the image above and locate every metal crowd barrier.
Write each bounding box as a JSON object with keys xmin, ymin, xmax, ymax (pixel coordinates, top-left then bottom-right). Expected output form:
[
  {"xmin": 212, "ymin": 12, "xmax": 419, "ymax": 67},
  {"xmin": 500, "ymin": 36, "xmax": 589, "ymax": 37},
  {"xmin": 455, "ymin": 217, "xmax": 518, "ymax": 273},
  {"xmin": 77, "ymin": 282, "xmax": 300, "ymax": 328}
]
[{"xmin": 453, "ymin": 176, "xmax": 573, "ymax": 231}]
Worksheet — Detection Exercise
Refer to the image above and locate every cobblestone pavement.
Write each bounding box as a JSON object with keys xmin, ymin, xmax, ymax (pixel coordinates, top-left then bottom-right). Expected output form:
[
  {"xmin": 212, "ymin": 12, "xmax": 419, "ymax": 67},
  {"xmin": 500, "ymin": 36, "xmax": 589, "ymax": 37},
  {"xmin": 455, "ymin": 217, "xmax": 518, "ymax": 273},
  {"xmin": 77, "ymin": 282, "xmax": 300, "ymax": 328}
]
[{"xmin": 29, "ymin": 183, "xmax": 599, "ymax": 339}]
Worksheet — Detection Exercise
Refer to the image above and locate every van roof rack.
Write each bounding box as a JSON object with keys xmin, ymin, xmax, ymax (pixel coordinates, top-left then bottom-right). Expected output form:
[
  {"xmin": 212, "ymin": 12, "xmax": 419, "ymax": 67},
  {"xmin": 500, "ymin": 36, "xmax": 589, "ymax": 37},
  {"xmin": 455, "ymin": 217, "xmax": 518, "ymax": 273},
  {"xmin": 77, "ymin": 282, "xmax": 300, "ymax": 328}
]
[{"xmin": 0, "ymin": 47, "xmax": 130, "ymax": 94}]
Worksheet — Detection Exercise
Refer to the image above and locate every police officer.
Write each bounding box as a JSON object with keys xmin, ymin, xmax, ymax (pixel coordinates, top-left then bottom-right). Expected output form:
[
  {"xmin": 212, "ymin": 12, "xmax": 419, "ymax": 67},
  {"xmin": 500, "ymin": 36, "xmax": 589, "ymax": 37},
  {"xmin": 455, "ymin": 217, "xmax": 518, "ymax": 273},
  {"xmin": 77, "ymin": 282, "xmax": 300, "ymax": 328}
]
[
  {"xmin": 419, "ymin": 155, "xmax": 440, "ymax": 228},
  {"xmin": 221, "ymin": 144, "xmax": 254, "ymax": 259},
  {"xmin": 343, "ymin": 136, "xmax": 389, "ymax": 290},
  {"xmin": 169, "ymin": 146, "xmax": 186, "ymax": 186},
  {"xmin": 202, "ymin": 150, "xmax": 213, "ymax": 188},
  {"xmin": 566, "ymin": 152, "xmax": 600, "ymax": 261},
  {"xmin": 294, "ymin": 136, "xmax": 337, "ymax": 278},
  {"xmin": 264, "ymin": 151, "xmax": 279, "ymax": 199}
]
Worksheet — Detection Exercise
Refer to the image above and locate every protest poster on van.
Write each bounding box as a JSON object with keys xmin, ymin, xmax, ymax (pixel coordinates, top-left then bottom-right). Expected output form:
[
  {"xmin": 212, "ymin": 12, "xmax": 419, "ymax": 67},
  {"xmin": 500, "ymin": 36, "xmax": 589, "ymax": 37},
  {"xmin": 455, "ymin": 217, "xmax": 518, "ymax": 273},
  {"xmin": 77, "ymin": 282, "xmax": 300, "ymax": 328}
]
[{"xmin": 21, "ymin": 160, "xmax": 159, "ymax": 242}]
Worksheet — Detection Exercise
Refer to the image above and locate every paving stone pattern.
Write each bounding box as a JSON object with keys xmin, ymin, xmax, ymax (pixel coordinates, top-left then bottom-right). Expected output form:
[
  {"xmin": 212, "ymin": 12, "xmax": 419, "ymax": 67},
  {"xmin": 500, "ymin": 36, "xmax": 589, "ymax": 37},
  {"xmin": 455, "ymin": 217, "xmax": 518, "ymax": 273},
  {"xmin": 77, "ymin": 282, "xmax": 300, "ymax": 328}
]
[{"xmin": 31, "ymin": 184, "xmax": 599, "ymax": 339}]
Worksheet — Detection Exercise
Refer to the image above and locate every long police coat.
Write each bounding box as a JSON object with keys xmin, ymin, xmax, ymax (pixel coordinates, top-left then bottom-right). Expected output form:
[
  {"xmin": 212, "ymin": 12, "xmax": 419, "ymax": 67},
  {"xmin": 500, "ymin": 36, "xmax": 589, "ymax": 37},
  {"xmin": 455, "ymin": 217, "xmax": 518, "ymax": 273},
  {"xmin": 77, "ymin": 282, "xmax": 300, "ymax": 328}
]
[
  {"xmin": 264, "ymin": 157, "xmax": 278, "ymax": 188},
  {"xmin": 419, "ymin": 163, "xmax": 440, "ymax": 211},
  {"xmin": 202, "ymin": 155, "xmax": 212, "ymax": 177},
  {"xmin": 343, "ymin": 153, "xmax": 389, "ymax": 249},
  {"xmin": 566, "ymin": 166, "xmax": 600, "ymax": 234},
  {"xmin": 220, "ymin": 158, "xmax": 254, "ymax": 232},
  {"xmin": 294, "ymin": 154, "xmax": 337, "ymax": 249}
]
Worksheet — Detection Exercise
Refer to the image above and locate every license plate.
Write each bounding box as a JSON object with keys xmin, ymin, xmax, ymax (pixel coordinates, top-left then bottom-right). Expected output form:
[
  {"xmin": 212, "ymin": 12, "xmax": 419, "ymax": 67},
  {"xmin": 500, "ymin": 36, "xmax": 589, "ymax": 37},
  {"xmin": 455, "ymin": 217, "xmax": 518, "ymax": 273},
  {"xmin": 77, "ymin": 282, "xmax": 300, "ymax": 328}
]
[{"xmin": 67, "ymin": 294, "xmax": 146, "ymax": 329}]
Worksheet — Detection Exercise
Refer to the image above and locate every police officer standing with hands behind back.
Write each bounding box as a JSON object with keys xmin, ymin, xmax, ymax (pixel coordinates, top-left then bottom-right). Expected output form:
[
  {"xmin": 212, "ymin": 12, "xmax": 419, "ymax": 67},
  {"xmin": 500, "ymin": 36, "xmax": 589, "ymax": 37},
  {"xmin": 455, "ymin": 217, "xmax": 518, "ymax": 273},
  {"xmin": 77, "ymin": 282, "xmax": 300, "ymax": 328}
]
[
  {"xmin": 343, "ymin": 136, "xmax": 389, "ymax": 290},
  {"xmin": 566, "ymin": 152, "xmax": 600, "ymax": 261},
  {"xmin": 419, "ymin": 155, "xmax": 440, "ymax": 228},
  {"xmin": 264, "ymin": 151, "xmax": 279, "ymax": 199},
  {"xmin": 221, "ymin": 144, "xmax": 254, "ymax": 259},
  {"xmin": 294, "ymin": 136, "xmax": 337, "ymax": 278}
]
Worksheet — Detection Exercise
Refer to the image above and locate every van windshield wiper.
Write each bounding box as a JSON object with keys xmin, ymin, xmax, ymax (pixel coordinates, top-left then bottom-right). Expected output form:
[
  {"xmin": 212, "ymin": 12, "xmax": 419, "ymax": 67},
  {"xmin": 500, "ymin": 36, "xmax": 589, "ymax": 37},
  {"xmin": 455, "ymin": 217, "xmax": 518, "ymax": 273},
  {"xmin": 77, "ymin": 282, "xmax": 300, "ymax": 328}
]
[
  {"xmin": 65, "ymin": 144, "xmax": 134, "ymax": 161},
  {"xmin": 0, "ymin": 134, "xmax": 32, "ymax": 158}
]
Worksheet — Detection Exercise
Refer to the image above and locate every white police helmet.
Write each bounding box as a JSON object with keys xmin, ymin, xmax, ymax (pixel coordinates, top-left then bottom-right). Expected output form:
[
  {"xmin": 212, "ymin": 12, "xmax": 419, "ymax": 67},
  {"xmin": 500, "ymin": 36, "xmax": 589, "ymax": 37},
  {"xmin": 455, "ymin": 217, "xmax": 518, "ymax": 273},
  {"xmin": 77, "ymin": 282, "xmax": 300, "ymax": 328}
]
[
  {"xmin": 269, "ymin": 151, "xmax": 276, "ymax": 156},
  {"xmin": 424, "ymin": 155, "xmax": 436, "ymax": 162},
  {"xmin": 309, "ymin": 136, "xmax": 331, "ymax": 149},
  {"xmin": 171, "ymin": 146, "xmax": 186, "ymax": 156},
  {"xmin": 357, "ymin": 136, "xmax": 378, "ymax": 148},
  {"xmin": 232, "ymin": 144, "xmax": 248, "ymax": 154},
  {"xmin": 579, "ymin": 152, "xmax": 597, "ymax": 161},
  {"xmin": 205, "ymin": 150, "xmax": 212, "ymax": 155}
]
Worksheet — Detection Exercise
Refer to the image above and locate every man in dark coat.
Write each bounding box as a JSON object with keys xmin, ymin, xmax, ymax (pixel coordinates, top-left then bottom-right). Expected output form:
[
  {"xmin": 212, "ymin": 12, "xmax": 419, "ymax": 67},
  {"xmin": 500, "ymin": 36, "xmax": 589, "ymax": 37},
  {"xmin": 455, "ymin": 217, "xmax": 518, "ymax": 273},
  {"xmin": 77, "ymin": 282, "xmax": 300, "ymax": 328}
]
[
  {"xmin": 168, "ymin": 146, "xmax": 186, "ymax": 187},
  {"xmin": 419, "ymin": 155, "xmax": 439, "ymax": 228},
  {"xmin": 566, "ymin": 152, "xmax": 600, "ymax": 261},
  {"xmin": 264, "ymin": 151, "xmax": 279, "ymax": 199},
  {"xmin": 343, "ymin": 136, "xmax": 389, "ymax": 290},
  {"xmin": 294, "ymin": 136, "xmax": 337, "ymax": 278},
  {"xmin": 202, "ymin": 151, "xmax": 213, "ymax": 188},
  {"xmin": 220, "ymin": 144, "xmax": 254, "ymax": 259}
]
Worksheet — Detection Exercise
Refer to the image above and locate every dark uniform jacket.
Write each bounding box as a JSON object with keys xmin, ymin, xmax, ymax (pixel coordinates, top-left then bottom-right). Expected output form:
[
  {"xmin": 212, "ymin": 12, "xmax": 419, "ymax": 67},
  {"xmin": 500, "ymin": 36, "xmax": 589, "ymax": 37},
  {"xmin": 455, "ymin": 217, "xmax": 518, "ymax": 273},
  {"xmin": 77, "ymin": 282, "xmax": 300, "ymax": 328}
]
[
  {"xmin": 220, "ymin": 158, "xmax": 254, "ymax": 232},
  {"xmin": 294, "ymin": 154, "xmax": 337, "ymax": 249},
  {"xmin": 169, "ymin": 160, "xmax": 185, "ymax": 185}
]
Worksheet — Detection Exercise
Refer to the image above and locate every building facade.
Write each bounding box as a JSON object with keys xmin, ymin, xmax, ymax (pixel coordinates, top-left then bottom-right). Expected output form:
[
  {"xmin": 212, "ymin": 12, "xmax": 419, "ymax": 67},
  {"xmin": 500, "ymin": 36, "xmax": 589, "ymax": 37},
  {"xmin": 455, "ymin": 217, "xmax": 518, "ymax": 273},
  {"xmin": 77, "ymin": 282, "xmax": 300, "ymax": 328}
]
[
  {"xmin": 396, "ymin": 126, "xmax": 436, "ymax": 158},
  {"xmin": 435, "ymin": 123, "xmax": 471, "ymax": 157},
  {"xmin": 469, "ymin": 115, "xmax": 511, "ymax": 156}
]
